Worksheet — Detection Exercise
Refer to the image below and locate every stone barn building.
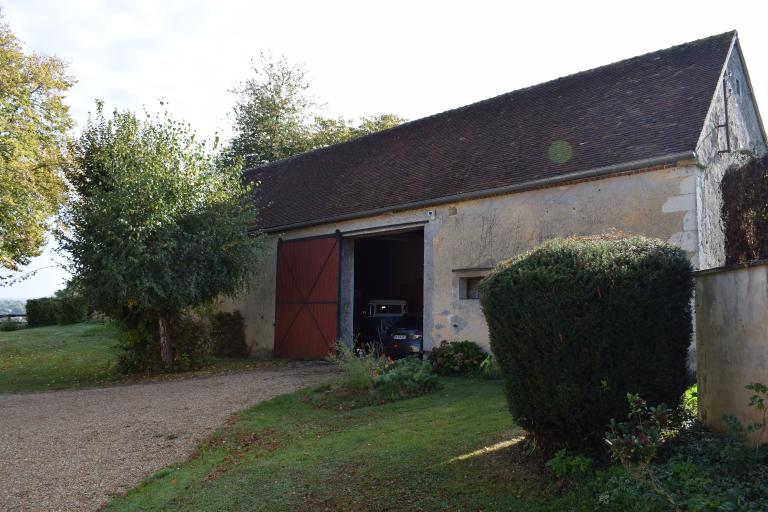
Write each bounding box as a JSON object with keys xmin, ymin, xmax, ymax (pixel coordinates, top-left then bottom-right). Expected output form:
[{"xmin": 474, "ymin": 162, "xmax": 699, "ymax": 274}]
[{"xmin": 219, "ymin": 31, "xmax": 766, "ymax": 359}]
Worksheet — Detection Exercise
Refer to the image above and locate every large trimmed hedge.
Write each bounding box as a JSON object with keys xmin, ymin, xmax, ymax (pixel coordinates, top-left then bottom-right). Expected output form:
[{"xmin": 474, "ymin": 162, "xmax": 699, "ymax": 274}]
[
  {"xmin": 26, "ymin": 298, "xmax": 60, "ymax": 327},
  {"xmin": 479, "ymin": 236, "xmax": 693, "ymax": 454},
  {"xmin": 26, "ymin": 296, "xmax": 87, "ymax": 327}
]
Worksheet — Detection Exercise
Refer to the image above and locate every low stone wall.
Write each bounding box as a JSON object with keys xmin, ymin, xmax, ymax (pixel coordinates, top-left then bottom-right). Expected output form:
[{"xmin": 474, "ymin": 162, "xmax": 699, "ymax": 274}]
[{"xmin": 696, "ymin": 260, "xmax": 768, "ymax": 441}]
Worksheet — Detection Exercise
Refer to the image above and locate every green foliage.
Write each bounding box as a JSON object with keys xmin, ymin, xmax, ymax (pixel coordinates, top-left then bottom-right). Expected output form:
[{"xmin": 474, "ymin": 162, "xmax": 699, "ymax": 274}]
[
  {"xmin": 428, "ymin": 340, "xmax": 486, "ymax": 376},
  {"xmin": 307, "ymin": 345, "xmax": 437, "ymax": 409},
  {"xmin": 54, "ymin": 283, "xmax": 89, "ymax": 324},
  {"xmin": 480, "ymin": 354, "xmax": 501, "ymax": 379},
  {"xmin": 682, "ymin": 384, "xmax": 698, "ymax": 422},
  {"xmin": 61, "ymin": 104, "xmax": 262, "ymax": 370},
  {"xmin": 25, "ymin": 297, "xmax": 60, "ymax": 327},
  {"xmin": 746, "ymin": 382, "xmax": 768, "ymax": 448},
  {"xmin": 116, "ymin": 310, "xmax": 215, "ymax": 374},
  {"xmin": 114, "ymin": 312, "xmax": 162, "ymax": 374},
  {"xmin": 169, "ymin": 312, "xmax": 215, "ymax": 372},
  {"xmin": 721, "ymin": 154, "xmax": 768, "ymax": 264},
  {"xmin": 224, "ymin": 54, "xmax": 404, "ymax": 167},
  {"xmin": 606, "ymin": 395, "xmax": 676, "ymax": 508},
  {"xmin": 480, "ymin": 235, "xmax": 693, "ymax": 454},
  {"xmin": 597, "ymin": 386, "xmax": 768, "ymax": 511},
  {"xmin": 597, "ymin": 422, "xmax": 768, "ymax": 511},
  {"xmin": 373, "ymin": 357, "xmax": 439, "ymax": 401},
  {"xmin": 0, "ymin": 321, "xmax": 21, "ymax": 331},
  {"xmin": 211, "ymin": 311, "xmax": 248, "ymax": 358},
  {"xmin": 546, "ymin": 449, "xmax": 593, "ymax": 480},
  {"xmin": 0, "ymin": 12, "xmax": 73, "ymax": 272},
  {"xmin": 56, "ymin": 296, "xmax": 88, "ymax": 325},
  {"xmin": 328, "ymin": 340, "xmax": 387, "ymax": 394},
  {"xmin": 23, "ymin": 283, "xmax": 87, "ymax": 328},
  {"xmin": 606, "ymin": 394, "xmax": 672, "ymax": 466}
]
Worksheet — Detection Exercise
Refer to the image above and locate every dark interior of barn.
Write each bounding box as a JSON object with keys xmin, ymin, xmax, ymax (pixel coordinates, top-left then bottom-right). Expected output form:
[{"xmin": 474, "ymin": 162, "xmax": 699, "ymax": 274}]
[{"xmin": 352, "ymin": 229, "xmax": 424, "ymax": 345}]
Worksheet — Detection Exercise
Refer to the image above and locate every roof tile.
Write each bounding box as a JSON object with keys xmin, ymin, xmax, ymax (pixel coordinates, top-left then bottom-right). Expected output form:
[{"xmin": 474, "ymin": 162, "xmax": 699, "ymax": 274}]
[{"xmin": 246, "ymin": 32, "xmax": 735, "ymax": 230}]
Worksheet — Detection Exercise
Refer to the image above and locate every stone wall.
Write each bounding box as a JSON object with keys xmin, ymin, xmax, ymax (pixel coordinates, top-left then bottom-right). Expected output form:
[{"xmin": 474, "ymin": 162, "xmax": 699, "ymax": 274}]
[
  {"xmin": 695, "ymin": 42, "xmax": 767, "ymax": 269},
  {"xmin": 696, "ymin": 261, "xmax": 768, "ymax": 442},
  {"xmin": 220, "ymin": 163, "xmax": 701, "ymax": 356}
]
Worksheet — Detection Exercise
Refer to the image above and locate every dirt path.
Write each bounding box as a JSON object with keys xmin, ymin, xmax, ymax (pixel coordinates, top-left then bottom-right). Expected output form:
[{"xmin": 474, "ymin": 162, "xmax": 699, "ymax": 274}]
[{"xmin": 0, "ymin": 363, "xmax": 331, "ymax": 512}]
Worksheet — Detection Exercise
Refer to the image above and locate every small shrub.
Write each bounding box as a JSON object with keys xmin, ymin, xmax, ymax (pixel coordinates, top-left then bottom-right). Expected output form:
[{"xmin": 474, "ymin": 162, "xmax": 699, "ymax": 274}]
[
  {"xmin": 169, "ymin": 312, "xmax": 214, "ymax": 371},
  {"xmin": 597, "ymin": 387, "xmax": 768, "ymax": 511},
  {"xmin": 546, "ymin": 449, "xmax": 593, "ymax": 480},
  {"xmin": 682, "ymin": 384, "xmax": 698, "ymax": 422},
  {"xmin": 116, "ymin": 312, "xmax": 161, "ymax": 374},
  {"xmin": 0, "ymin": 321, "xmax": 23, "ymax": 332},
  {"xmin": 606, "ymin": 394, "xmax": 672, "ymax": 467},
  {"xmin": 306, "ymin": 345, "xmax": 438, "ymax": 409},
  {"xmin": 606, "ymin": 394, "xmax": 676, "ymax": 507},
  {"xmin": 480, "ymin": 354, "xmax": 501, "ymax": 379},
  {"xmin": 329, "ymin": 341, "xmax": 387, "ymax": 393},
  {"xmin": 116, "ymin": 310, "xmax": 214, "ymax": 374},
  {"xmin": 211, "ymin": 311, "xmax": 248, "ymax": 358},
  {"xmin": 373, "ymin": 357, "xmax": 439, "ymax": 401},
  {"xmin": 480, "ymin": 235, "xmax": 693, "ymax": 454},
  {"xmin": 25, "ymin": 297, "xmax": 60, "ymax": 327},
  {"xmin": 428, "ymin": 340, "xmax": 486, "ymax": 376}
]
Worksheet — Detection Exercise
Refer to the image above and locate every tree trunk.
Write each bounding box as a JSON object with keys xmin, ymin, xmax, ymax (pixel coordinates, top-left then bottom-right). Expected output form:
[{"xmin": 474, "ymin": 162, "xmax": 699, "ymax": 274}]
[{"xmin": 158, "ymin": 313, "xmax": 174, "ymax": 369}]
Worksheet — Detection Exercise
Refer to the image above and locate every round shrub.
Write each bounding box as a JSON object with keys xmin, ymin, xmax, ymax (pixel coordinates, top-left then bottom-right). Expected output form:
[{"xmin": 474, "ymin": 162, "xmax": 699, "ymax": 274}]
[
  {"xmin": 428, "ymin": 340, "xmax": 486, "ymax": 376},
  {"xmin": 479, "ymin": 235, "xmax": 693, "ymax": 454}
]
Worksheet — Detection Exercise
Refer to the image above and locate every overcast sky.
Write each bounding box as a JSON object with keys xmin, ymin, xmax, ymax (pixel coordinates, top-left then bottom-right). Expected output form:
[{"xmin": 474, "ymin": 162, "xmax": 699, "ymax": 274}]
[{"xmin": 3, "ymin": 0, "xmax": 767, "ymax": 299}]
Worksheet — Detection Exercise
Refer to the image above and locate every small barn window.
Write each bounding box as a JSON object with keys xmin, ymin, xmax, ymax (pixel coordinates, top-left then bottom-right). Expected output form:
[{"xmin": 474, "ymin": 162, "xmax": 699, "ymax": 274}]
[{"xmin": 461, "ymin": 277, "xmax": 483, "ymax": 300}]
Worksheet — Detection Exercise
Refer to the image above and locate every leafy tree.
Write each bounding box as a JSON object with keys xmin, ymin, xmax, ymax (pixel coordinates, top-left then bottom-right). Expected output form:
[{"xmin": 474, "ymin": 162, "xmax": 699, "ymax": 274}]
[
  {"xmin": 61, "ymin": 103, "xmax": 261, "ymax": 368},
  {"xmin": 224, "ymin": 54, "xmax": 405, "ymax": 167},
  {"xmin": 309, "ymin": 114, "xmax": 403, "ymax": 148},
  {"xmin": 0, "ymin": 11, "xmax": 73, "ymax": 272}
]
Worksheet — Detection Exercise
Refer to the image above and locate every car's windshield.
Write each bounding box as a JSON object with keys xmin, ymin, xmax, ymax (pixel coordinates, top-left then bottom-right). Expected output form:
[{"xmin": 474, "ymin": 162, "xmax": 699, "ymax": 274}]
[{"xmin": 394, "ymin": 316, "xmax": 422, "ymax": 329}]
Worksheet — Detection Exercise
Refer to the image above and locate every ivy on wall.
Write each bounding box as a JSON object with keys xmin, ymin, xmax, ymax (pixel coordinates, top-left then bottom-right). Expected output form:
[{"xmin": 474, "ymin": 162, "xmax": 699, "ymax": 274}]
[{"xmin": 721, "ymin": 154, "xmax": 768, "ymax": 265}]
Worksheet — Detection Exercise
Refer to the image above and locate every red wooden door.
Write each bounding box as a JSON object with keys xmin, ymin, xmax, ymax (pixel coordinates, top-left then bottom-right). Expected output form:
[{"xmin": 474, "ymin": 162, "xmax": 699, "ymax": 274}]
[{"xmin": 274, "ymin": 234, "xmax": 340, "ymax": 359}]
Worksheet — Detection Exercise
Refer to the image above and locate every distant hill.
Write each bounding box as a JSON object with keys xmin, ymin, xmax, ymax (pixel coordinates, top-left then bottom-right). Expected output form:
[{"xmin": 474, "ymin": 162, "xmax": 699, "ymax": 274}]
[{"xmin": 0, "ymin": 299, "xmax": 26, "ymax": 315}]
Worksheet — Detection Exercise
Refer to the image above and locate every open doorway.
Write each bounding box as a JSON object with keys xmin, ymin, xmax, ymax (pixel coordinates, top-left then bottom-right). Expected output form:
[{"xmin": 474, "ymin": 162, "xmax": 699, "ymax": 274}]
[{"xmin": 352, "ymin": 228, "xmax": 424, "ymax": 357}]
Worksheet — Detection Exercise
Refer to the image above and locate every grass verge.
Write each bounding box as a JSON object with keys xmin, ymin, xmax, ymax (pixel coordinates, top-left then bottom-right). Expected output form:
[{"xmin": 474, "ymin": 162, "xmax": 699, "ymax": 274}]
[
  {"xmin": 0, "ymin": 322, "xmax": 278, "ymax": 393},
  {"xmin": 103, "ymin": 378, "xmax": 618, "ymax": 512}
]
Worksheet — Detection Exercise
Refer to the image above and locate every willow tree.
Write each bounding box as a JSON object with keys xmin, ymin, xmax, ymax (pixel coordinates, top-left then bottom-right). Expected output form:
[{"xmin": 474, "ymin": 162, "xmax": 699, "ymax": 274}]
[
  {"xmin": 0, "ymin": 12, "xmax": 73, "ymax": 272},
  {"xmin": 61, "ymin": 104, "xmax": 261, "ymax": 368}
]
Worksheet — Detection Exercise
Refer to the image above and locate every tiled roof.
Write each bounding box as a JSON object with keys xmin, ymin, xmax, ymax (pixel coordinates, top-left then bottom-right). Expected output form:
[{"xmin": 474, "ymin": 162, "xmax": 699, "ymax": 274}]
[{"xmin": 245, "ymin": 32, "xmax": 735, "ymax": 231}]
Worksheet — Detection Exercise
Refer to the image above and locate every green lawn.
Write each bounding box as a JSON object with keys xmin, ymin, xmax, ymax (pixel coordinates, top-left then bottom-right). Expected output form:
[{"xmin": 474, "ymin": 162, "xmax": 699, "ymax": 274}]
[
  {"xmin": 0, "ymin": 322, "xmax": 122, "ymax": 393},
  {"xmin": 0, "ymin": 322, "xmax": 278, "ymax": 394},
  {"xmin": 105, "ymin": 379, "xmax": 604, "ymax": 512}
]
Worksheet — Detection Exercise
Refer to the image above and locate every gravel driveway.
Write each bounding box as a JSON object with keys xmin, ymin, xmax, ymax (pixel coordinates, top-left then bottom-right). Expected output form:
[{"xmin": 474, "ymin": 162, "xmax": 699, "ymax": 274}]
[{"xmin": 0, "ymin": 363, "xmax": 331, "ymax": 512}]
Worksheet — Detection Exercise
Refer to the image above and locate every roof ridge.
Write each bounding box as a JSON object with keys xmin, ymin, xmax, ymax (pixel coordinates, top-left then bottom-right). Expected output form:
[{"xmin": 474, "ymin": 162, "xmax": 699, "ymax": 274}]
[{"xmin": 243, "ymin": 30, "xmax": 735, "ymax": 178}]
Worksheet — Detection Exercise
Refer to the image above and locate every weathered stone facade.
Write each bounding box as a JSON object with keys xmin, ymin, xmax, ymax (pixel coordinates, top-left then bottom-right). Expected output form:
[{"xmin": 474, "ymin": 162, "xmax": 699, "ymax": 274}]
[
  {"xmin": 219, "ymin": 39, "xmax": 766, "ymax": 359},
  {"xmin": 219, "ymin": 162, "xmax": 702, "ymax": 355},
  {"xmin": 696, "ymin": 45, "xmax": 767, "ymax": 269}
]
